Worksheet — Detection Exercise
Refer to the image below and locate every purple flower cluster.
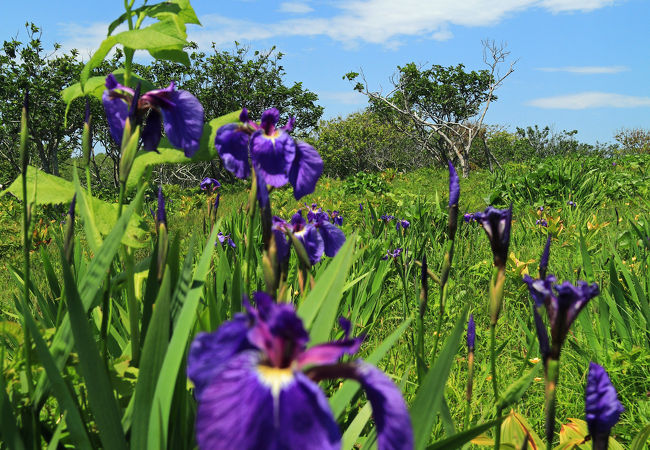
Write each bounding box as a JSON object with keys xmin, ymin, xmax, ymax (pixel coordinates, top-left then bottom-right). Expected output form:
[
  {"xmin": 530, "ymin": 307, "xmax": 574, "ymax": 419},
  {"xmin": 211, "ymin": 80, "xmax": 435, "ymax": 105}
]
[
  {"xmin": 380, "ymin": 214, "xmax": 395, "ymax": 223},
  {"xmin": 396, "ymin": 220, "xmax": 410, "ymax": 231},
  {"xmin": 381, "ymin": 248, "xmax": 403, "ymax": 260},
  {"xmin": 187, "ymin": 293, "xmax": 413, "ymax": 450},
  {"xmin": 536, "ymin": 219, "xmax": 548, "ymax": 227},
  {"xmin": 215, "ymin": 108, "xmax": 323, "ymax": 200},
  {"xmin": 273, "ymin": 210, "xmax": 345, "ymax": 265},
  {"xmin": 463, "ymin": 213, "xmax": 477, "ymax": 223},
  {"xmin": 102, "ymin": 74, "xmax": 204, "ymax": 156}
]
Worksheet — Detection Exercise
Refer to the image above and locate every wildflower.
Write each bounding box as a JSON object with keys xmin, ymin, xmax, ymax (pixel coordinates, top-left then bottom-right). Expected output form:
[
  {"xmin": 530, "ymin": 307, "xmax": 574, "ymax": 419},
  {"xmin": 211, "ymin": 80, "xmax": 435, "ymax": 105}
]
[
  {"xmin": 381, "ymin": 248, "xmax": 403, "ymax": 260},
  {"xmin": 585, "ymin": 362, "xmax": 624, "ymax": 443},
  {"xmin": 200, "ymin": 177, "xmax": 221, "ymax": 191},
  {"xmin": 273, "ymin": 210, "xmax": 345, "ymax": 265},
  {"xmin": 156, "ymin": 186, "xmax": 167, "ymax": 227},
  {"xmin": 102, "ymin": 74, "xmax": 204, "ymax": 156},
  {"xmin": 188, "ymin": 293, "xmax": 413, "ymax": 450},
  {"xmin": 216, "ymin": 232, "xmax": 236, "ymax": 249},
  {"xmin": 380, "ymin": 214, "xmax": 395, "ymax": 223},
  {"xmin": 536, "ymin": 219, "xmax": 548, "ymax": 227},
  {"xmin": 359, "ymin": 203, "xmax": 363, "ymax": 212},
  {"xmin": 523, "ymin": 274, "xmax": 598, "ymax": 359},
  {"xmin": 215, "ymin": 108, "xmax": 323, "ymax": 200},
  {"xmin": 466, "ymin": 314, "xmax": 475, "ymax": 352},
  {"xmin": 567, "ymin": 201, "xmax": 576, "ymax": 207},
  {"xmin": 396, "ymin": 220, "xmax": 410, "ymax": 231},
  {"xmin": 448, "ymin": 161, "xmax": 460, "ymax": 207},
  {"xmin": 539, "ymin": 206, "xmax": 544, "ymax": 212},
  {"xmin": 473, "ymin": 206, "xmax": 513, "ymax": 268},
  {"xmin": 464, "ymin": 213, "xmax": 476, "ymax": 223},
  {"xmin": 328, "ymin": 210, "xmax": 343, "ymax": 227}
]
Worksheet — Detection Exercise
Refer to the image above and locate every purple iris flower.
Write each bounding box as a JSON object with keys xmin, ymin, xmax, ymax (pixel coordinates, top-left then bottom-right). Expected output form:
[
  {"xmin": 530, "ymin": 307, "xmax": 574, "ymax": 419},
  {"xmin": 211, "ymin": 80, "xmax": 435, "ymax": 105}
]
[
  {"xmin": 567, "ymin": 200, "xmax": 576, "ymax": 207},
  {"xmin": 464, "ymin": 213, "xmax": 476, "ymax": 223},
  {"xmin": 380, "ymin": 215, "xmax": 395, "ymax": 223},
  {"xmin": 200, "ymin": 177, "xmax": 221, "ymax": 191},
  {"xmin": 585, "ymin": 362, "xmax": 624, "ymax": 440},
  {"xmin": 448, "ymin": 161, "xmax": 460, "ymax": 207},
  {"xmin": 216, "ymin": 232, "xmax": 236, "ymax": 248},
  {"xmin": 536, "ymin": 219, "xmax": 548, "ymax": 227},
  {"xmin": 359, "ymin": 203, "xmax": 363, "ymax": 212},
  {"xmin": 523, "ymin": 274, "xmax": 599, "ymax": 359},
  {"xmin": 215, "ymin": 108, "xmax": 323, "ymax": 200},
  {"xmin": 396, "ymin": 220, "xmax": 410, "ymax": 231},
  {"xmin": 102, "ymin": 74, "xmax": 204, "ymax": 156},
  {"xmin": 381, "ymin": 248, "xmax": 403, "ymax": 260},
  {"xmin": 467, "ymin": 314, "xmax": 475, "ymax": 352},
  {"xmin": 328, "ymin": 210, "xmax": 343, "ymax": 227},
  {"xmin": 473, "ymin": 206, "xmax": 513, "ymax": 268},
  {"xmin": 188, "ymin": 293, "xmax": 413, "ymax": 450}
]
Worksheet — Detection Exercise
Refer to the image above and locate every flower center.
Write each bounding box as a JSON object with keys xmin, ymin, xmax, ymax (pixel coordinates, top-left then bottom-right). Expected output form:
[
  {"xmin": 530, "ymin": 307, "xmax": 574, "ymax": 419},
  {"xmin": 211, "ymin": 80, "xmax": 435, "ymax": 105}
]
[{"xmin": 256, "ymin": 365, "xmax": 294, "ymax": 398}]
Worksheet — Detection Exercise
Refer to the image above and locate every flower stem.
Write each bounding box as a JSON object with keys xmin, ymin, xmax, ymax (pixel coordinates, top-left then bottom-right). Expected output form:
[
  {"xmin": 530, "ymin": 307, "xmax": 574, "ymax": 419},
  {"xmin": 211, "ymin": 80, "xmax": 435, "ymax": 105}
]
[
  {"xmin": 545, "ymin": 358, "xmax": 560, "ymax": 450},
  {"xmin": 490, "ymin": 323, "xmax": 501, "ymax": 450},
  {"xmin": 464, "ymin": 351, "xmax": 475, "ymax": 430},
  {"xmin": 244, "ymin": 170, "xmax": 259, "ymax": 294}
]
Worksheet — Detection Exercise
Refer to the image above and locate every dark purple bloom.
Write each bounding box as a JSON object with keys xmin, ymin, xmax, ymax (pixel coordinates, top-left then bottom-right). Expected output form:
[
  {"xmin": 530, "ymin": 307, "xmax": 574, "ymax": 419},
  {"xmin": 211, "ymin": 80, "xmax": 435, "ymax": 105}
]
[
  {"xmin": 523, "ymin": 274, "xmax": 599, "ymax": 358},
  {"xmin": 216, "ymin": 232, "xmax": 236, "ymax": 248},
  {"xmin": 68, "ymin": 194, "xmax": 76, "ymax": 222},
  {"xmin": 539, "ymin": 235, "xmax": 552, "ymax": 278},
  {"xmin": 215, "ymin": 108, "xmax": 323, "ymax": 200},
  {"xmin": 359, "ymin": 203, "xmax": 363, "ymax": 212},
  {"xmin": 585, "ymin": 362, "xmax": 624, "ymax": 439},
  {"xmin": 396, "ymin": 220, "xmax": 410, "ymax": 231},
  {"xmin": 213, "ymin": 193, "xmax": 220, "ymax": 215},
  {"xmin": 200, "ymin": 177, "xmax": 221, "ymax": 191},
  {"xmin": 473, "ymin": 205, "xmax": 513, "ymax": 268},
  {"xmin": 381, "ymin": 248, "xmax": 403, "ymax": 260},
  {"xmin": 448, "ymin": 161, "xmax": 460, "ymax": 207},
  {"xmin": 467, "ymin": 314, "xmax": 475, "ymax": 352},
  {"xmin": 102, "ymin": 74, "xmax": 204, "ymax": 156},
  {"xmin": 539, "ymin": 206, "xmax": 544, "ymax": 212},
  {"xmin": 157, "ymin": 186, "xmax": 166, "ymax": 226},
  {"xmin": 567, "ymin": 201, "xmax": 576, "ymax": 207},
  {"xmin": 536, "ymin": 219, "xmax": 548, "ymax": 227},
  {"xmin": 188, "ymin": 293, "xmax": 413, "ymax": 450},
  {"xmin": 380, "ymin": 215, "xmax": 395, "ymax": 223},
  {"xmin": 464, "ymin": 213, "xmax": 476, "ymax": 223},
  {"xmin": 328, "ymin": 210, "xmax": 343, "ymax": 227}
]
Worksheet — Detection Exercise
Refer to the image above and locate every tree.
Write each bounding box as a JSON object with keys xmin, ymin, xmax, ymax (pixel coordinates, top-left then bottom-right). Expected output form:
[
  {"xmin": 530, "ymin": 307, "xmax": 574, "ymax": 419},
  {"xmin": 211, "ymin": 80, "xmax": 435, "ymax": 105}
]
[
  {"xmin": 0, "ymin": 23, "xmax": 84, "ymax": 185},
  {"xmin": 614, "ymin": 127, "xmax": 650, "ymax": 154},
  {"xmin": 346, "ymin": 40, "xmax": 515, "ymax": 177}
]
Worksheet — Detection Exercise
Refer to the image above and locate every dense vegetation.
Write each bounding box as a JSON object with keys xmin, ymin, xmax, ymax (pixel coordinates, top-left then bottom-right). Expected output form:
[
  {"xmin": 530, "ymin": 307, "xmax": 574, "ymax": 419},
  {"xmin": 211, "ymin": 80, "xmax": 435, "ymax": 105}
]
[{"xmin": 1, "ymin": 1, "xmax": 649, "ymax": 449}]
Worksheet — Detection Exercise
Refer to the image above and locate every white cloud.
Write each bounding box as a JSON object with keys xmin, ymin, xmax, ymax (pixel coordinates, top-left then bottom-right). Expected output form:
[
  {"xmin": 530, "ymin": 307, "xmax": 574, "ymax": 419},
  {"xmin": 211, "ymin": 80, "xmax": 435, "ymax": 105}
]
[
  {"xmin": 528, "ymin": 92, "xmax": 650, "ymax": 109},
  {"xmin": 536, "ymin": 65, "xmax": 629, "ymax": 74},
  {"xmin": 60, "ymin": 0, "xmax": 618, "ymax": 51},
  {"xmin": 278, "ymin": 2, "xmax": 314, "ymax": 13},
  {"xmin": 56, "ymin": 21, "xmax": 129, "ymax": 61}
]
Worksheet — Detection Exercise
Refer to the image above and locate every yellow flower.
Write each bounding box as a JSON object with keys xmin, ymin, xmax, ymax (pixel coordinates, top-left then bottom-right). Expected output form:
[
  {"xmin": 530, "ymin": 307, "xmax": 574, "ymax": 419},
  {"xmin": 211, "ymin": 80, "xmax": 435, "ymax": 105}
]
[
  {"xmin": 529, "ymin": 357, "xmax": 541, "ymax": 364},
  {"xmin": 534, "ymin": 377, "xmax": 543, "ymax": 382}
]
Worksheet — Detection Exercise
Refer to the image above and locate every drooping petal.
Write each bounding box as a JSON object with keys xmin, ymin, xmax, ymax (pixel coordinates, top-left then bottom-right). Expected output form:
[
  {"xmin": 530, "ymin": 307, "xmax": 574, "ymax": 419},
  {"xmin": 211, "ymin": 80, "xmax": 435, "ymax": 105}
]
[
  {"xmin": 298, "ymin": 225, "xmax": 325, "ymax": 266},
  {"xmin": 316, "ymin": 220, "xmax": 346, "ymax": 258},
  {"xmin": 102, "ymin": 88, "xmax": 129, "ymax": 146},
  {"xmin": 215, "ymin": 123, "xmax": 251, "ymax": 179},
  {"xmin": 200, "ymin": 177, "xmax": 221, "ymax": 191},
  {"xmin": 155, "ymin": 88, "xmax": 204, "ymax": 157},
  {"xmin": 555, "ymin": 280, "xmax": 599, "ymax": 329},
  {"xmin": 195, "ymin": 351, "xmax": 340, "ymax": 450},
  {"xmin": 585, "ymin": 362, "xmax": 624, "ymax": 437},
  {"xmin": 141, "ymin": 109, "xmax": 162, "ymax": 151},
  {"xmin": 187, "ymin": 314, "xmax": 252, "ymax": 399},
  {"xmin": 272, "ymin": 217, "xmax": 291, "ymax": 263},
  {"xmin": 289, "ymin": 141, "xmax": 323, "ymax": 200},
  {"xmin": 522, "ymin": 274, "xmax": 556, "ymax": 309},
  {"xmin": 251, "ymin": 130, "xmax": 296, "ymax": 187}
]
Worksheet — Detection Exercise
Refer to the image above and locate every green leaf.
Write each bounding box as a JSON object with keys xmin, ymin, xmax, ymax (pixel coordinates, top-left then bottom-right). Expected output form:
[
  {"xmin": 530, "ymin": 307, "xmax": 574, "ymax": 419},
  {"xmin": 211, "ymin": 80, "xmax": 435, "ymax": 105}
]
[
  {"xmin": 3, "ymin": 166, "xmax": 148, "ymax": 248},
  {"xmin": 131, "ymin": 271, "xmax": 171, "ymax": 450},
  {"xmin": 23, "ymin": 307, "xmax": 93, "ymax": 449},
  {"xmin": 410, "ymin": 308, "xmax": 467, "ymax": 450},
  {"xmin": 60, "ymin": 249, "xmax": 127, "ymax": 450},
  {"xmin": 125, "ymin": 111, "xmax": 241, "ymax": 192},
  {"xmin": 108, "ymin": 1, "xmax": 200, "ymax": 37},
  {"xmin": 425, "ymin": 417, "xmax": 504, "ymax": 450},
  {"xmin": 0, "ymin": 370, "xmax": 25, "ymax": 450},
  {"xmin": 341, "ymin": 403, "xmax": 372, "ymax": 449},
  {"xmin": 496, "ymin": 363, "xmax": 541, "ymax": 410},
  {"xmin": 630, "ymin": 423, "xmax": 650, "ymax": 450},
  {"xmin": 80, "ymin": 35, "xmax": 118, "ymax": 88},
  {"xmin": 147, "ymin": 227, "xmax": 218, "ymax": 450},
  {"xmin": 298, "ymin": 235, "xmax": 357, "ymax": 341},
  {"xmin": 330, "ymin": 317, "xmax": 412, "ymax": 419},
  {"xmin": 578, "ymin": 230, "xmax": 594, "ymax": 283}
]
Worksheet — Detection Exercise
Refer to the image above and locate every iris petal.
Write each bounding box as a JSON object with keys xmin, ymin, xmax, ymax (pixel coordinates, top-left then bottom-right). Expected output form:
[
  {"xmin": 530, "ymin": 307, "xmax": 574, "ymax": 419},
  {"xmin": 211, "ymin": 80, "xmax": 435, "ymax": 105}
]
[
  {"xmin": 250, "ymin": 130, "xmax": 295, "ymax": 187},
  {"xmin": 316, "ymin": 221, "xmax": 346, "ymax": 258},
  {"xmin": 102, "ymin": 90, "xmax": 129, "ymax": 146},
  {"xmin": 215, "ymin": 124, "xmax": 251, "ymax": 179},
  {"xmin": 157, "ymin": 89, "xmax": 204, "ymax": 157},
  {"xmin": 289, "ymin": 141, "xmax": 323, "ymax": 200},
  {"xmin": 187, "ymin": 315, "xmax": 252, "ymax": 399},
  {"xmin": 141, "ymin": 109, "xmax": 162, "ymax": 151}
]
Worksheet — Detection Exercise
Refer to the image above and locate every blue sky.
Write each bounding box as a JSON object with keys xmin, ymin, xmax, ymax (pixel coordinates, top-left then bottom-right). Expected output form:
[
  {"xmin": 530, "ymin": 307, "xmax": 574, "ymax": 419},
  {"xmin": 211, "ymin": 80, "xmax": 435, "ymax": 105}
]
[{"xmin": 2, "ymin": 0, "xmax": 649, "ymax": 144}]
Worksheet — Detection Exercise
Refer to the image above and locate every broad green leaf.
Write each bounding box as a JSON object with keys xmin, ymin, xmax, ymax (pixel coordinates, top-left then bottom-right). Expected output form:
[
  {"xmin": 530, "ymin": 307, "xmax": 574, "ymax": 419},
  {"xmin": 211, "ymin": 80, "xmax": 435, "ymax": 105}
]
[
  {"xmin": 342, "ymin": 402, "xmax": 372, "ymax": 450},
  {"xmin": 80, "ymin": 35, "xmax": 118, "ymax": 88},
  {"xmin": 115, "ymin": 20, "xmax": 188, "ymax": 50},
  {"xmin": 3, "ymin": 166, "xmax": 148, "ymax": 247},
  {"xmin": 410, "ymin": 308, "xmax": 467, "ymax": 450},
  {"xmin": 108, "ymin": 1, "xmax": 200, "ymax": 36},
  {"xmin": 147, "ymin": 227, "xmax": 218, "ymax": 450},
  {"xmin": 125, "ymin": 111, "xmax": 241, "ymax": 192},
  {"xmin": 630, "ymin": 423, "xmax": 650, "ymax": 450}
]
